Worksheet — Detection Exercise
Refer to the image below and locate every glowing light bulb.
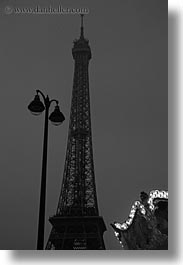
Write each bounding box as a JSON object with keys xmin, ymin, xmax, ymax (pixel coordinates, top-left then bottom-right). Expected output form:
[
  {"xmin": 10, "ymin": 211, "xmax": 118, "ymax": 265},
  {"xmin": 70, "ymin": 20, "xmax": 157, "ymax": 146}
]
[
  {"xmin": 115, "ymin": 223, "xmax": 122, "ymax": 229},
  {"xmin": 122, "ymin": 223, "xmax": 127, "ymax": 230}
]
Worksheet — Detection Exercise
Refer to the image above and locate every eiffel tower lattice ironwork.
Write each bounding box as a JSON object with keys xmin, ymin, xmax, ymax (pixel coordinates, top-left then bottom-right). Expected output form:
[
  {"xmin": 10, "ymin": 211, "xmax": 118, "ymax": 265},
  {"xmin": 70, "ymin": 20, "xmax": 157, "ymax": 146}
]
[{"xmin": 46, "ymin": 15, "xmax": 106, "ymax": 250}]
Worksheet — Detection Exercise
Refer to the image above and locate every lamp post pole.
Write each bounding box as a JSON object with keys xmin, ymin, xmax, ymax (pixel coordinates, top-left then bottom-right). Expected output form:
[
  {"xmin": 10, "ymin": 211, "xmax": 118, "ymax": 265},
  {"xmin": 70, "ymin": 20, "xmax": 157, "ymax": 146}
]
[
  {"xmin": 37, "ymin": 95, "xmax": 49, "ymax": 250},
  {"xmin": 28, "ymin": 90, "xmax": 65, "ymax": 250}
]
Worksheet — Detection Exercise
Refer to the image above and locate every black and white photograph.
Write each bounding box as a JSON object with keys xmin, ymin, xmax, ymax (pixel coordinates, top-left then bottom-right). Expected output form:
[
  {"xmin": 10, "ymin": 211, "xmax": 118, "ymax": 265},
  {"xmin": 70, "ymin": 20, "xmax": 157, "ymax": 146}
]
[{"xmin": 0, "ymin": 0, "xmax": 169, "ymax": 253}]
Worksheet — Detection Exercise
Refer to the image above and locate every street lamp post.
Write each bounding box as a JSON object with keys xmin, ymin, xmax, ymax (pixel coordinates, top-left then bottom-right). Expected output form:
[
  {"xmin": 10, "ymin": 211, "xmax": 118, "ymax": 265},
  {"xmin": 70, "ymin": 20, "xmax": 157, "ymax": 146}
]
[{"xmin": 28, "ymin": 89, "xmax": 65, "ymax": 250}]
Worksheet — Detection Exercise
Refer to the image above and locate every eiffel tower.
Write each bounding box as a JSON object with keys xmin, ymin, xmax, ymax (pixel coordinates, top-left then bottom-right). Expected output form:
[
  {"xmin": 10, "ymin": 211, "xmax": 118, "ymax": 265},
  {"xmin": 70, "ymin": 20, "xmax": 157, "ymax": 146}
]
[{"xmin": 46, "ymin": 15, "xmax": 106, "ymax": 250}]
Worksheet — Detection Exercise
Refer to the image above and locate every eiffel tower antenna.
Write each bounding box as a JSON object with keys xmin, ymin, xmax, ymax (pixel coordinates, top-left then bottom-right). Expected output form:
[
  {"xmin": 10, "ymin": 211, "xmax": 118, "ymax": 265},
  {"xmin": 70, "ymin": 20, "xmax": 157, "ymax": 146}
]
[{"xmin": 80, "ymin": 14, "xmax": 84, "ymax": 38}]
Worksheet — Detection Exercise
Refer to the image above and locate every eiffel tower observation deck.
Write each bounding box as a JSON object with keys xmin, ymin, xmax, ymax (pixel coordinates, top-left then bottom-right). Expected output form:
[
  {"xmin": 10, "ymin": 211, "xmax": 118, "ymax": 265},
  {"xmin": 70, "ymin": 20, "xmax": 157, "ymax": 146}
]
[{"xmin": 46, "ymin": 15, "xmax": 106, "ymax": 250}]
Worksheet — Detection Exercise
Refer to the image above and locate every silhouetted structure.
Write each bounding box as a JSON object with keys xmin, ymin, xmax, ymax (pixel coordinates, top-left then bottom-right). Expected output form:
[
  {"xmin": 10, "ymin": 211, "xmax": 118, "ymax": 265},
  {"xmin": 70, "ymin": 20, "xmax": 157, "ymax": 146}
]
[
  {"xmin": 46, "ymin": 15, "xmax": 106, "ymax": 250},
  {"xmin": 111, "ymin": 190, "xmax": 168, "ymax": 250},
  {"xmin": 28, "ymin": 90, "xmax": 65, "ymax": 250}
]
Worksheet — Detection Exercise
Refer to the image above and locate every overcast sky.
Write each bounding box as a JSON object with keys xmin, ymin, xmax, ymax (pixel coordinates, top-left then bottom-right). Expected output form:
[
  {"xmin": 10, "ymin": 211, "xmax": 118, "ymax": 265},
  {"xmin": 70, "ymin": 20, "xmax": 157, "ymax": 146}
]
[{"xmin": 0, "ymin": 0, "xmax": 167, "ymax": 250}]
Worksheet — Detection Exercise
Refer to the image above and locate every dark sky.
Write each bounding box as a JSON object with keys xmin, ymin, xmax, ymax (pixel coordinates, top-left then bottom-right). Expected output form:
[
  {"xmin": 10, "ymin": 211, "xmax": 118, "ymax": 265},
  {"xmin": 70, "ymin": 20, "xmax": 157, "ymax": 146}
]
[{"xmin": 0, "ymin": 0, "xmax": 167, "ymax": 249}]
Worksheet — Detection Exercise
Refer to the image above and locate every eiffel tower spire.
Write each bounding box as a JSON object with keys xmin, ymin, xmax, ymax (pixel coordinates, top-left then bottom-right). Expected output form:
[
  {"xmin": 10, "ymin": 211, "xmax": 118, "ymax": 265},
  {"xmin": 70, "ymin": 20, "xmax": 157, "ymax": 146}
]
[
  {"xmin": 80, "ymin": 14, "xmax": 84, "ymax": 39},
  {"xmin": 46, "ymin": 16, "xmax": 106, "ymax": 250}
]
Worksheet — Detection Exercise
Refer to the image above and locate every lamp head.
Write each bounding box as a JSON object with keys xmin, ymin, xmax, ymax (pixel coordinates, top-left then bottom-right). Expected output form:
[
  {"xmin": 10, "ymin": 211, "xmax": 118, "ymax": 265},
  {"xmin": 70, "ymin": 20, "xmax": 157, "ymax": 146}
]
[
  {"xmin": 49, "ymin": 105, "xmax": 65, "ymax": 126},
  {"xmin": 28, "ymin": 94, "xmax": 45, "ymax": 115}
]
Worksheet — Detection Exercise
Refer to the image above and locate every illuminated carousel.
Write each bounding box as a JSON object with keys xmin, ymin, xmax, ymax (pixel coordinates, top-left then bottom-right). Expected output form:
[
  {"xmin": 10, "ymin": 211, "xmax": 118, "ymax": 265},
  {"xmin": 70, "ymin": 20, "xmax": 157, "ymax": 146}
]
[{"xmin": 111, "ymin": 190, "xmax": 168, "ymax": 250}]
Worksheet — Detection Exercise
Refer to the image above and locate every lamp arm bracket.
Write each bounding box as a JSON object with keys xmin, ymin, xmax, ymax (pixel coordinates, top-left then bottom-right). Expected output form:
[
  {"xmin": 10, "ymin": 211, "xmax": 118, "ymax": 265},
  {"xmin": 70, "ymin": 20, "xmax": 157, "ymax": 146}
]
[
  {"xmin": 50, "ymin": 99, "xmax": 59, "ymax": 106},
  {"xmin": 36, "ymin": 89, "xmax": 47, "ymax": 103}
]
